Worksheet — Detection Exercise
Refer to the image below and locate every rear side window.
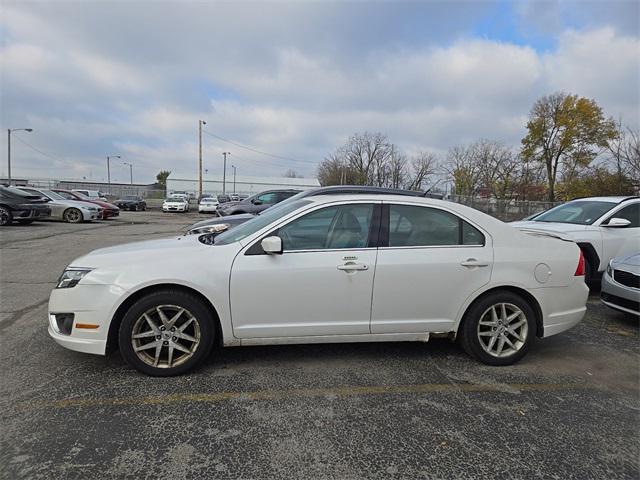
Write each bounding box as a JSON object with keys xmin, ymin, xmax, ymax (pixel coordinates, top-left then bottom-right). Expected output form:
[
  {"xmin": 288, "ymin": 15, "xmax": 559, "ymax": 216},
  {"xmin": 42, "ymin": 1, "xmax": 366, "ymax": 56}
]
[{"xmin": 387, "ymin": 204, "xmax": 484, "ymax": 247}]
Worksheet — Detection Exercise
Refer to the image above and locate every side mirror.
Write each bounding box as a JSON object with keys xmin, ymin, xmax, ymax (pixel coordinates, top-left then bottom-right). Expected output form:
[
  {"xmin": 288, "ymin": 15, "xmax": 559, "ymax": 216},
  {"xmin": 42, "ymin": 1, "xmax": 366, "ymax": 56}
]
[
  {"xmin": 252, "ymin": 199, "xmax": 262, "ymax": 205},
  {"xmin": 604, "ymin": 218, "xmax": 631, "ymax": 228},
  {"xmin": 261, "ymin": 236, "xmax": 283, "ymax": 254}
]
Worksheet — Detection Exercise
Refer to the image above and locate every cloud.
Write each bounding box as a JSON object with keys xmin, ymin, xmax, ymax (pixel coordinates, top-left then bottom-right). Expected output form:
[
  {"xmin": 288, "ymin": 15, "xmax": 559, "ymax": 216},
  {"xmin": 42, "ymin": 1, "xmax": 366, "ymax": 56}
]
[{"xmin": 0, "ymin": 1, "xmax": 638, "ymax": 182}]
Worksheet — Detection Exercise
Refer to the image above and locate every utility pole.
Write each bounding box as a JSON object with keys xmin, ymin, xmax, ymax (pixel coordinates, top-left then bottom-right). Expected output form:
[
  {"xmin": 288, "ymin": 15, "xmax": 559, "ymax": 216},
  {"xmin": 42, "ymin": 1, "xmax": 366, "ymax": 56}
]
[
  {"xmin": 222, "ymin": 152, "xmax": 230, "ymax": 195},
  {"xmin": 7, "ymin": 128, "xmax": 33, "ymax": 185},
  {"xmin": 231, "ymin": 165, "xmax": 237, "ymax": 193},
  {"xmin": 198, "ymin": 120, "xmax": 206, "ymax": 199},
  {"xmin": 107, "ymin": 155, "xmax": 120, "ymax": 188},
  {"xmin": 123, "ymin": 162, "xmax": 133, "ymax": 184}
]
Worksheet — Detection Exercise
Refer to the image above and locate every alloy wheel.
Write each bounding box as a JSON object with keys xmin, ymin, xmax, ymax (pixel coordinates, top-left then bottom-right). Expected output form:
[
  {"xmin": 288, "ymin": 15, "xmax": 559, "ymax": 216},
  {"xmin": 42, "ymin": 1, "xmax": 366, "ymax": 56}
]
[
  {"xmin": 65, "ymin": 208, "xmax": 82, "ymax": 223},
  {"xmin": 131, "ymin": 305, "xmax": 201, "ymax": 368},
  {"xmin": 476, "ymin": 303, "xmax": 528, "ymax": 358}
]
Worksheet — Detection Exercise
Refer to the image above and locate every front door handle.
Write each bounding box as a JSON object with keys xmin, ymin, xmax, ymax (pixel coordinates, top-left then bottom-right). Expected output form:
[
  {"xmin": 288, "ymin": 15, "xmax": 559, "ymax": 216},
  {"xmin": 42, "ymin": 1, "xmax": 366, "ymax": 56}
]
[
  {"xmin": 460, "ymin": 258, "xmax": 490, "ymax": 267},
  {"xmin": 337, "ymin": 263, "xmax": 369, "ymax": 272}
]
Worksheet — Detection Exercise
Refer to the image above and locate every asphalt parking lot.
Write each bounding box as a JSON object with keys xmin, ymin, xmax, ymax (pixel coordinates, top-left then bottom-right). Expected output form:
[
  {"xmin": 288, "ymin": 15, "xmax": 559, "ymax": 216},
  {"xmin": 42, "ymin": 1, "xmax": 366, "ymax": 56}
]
[{"xmin": 0, "ymin": 211, "xmax": 638, "ymax": 480}]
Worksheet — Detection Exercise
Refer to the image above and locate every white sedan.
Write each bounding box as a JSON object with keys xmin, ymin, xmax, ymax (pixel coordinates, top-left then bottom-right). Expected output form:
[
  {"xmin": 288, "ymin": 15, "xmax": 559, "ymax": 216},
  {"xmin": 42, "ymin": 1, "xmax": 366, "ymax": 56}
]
[
  {"xmin": 198, "ymin": 197, "xmax": 219, "ymax": 213},
  {"xmin": 162, "ymin": 196, "xmax": 189, "ymax": 213},
  {"xmin": 48, "ymin": 194, "xmax": 589, "ymax": 376}
]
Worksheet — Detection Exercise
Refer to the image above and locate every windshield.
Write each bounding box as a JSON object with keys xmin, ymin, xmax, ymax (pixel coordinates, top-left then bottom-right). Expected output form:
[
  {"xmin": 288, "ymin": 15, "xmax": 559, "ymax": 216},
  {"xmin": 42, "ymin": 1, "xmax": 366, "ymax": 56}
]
[
  {"xmin": 166, "ymin": 196, "xmax": 182, "ymax": 201},
  {"xmin": 42, "ymin": 190, "xmax": 65, "ymax": 200},
  {"xmin": 533, "ymin": 200, "xmax": 617, "ymax": 225},
  {"xmin": 201, "ymin": 198, "xmax": 216, "ymax": 203},
  {"xmin": 73, "ymin": 192, "xmax": 91, "ymax": 200},
  {"xmin": 214, "ymin": 199, "xmax": 312, "ymax": 245}
]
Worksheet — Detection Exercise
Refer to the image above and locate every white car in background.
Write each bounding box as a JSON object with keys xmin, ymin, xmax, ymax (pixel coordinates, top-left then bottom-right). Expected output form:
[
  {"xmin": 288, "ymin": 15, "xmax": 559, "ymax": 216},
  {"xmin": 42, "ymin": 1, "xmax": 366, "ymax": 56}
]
[
  {"xmin": 162, "ymin": 196, "xmax": 189, "ymax": 213},
  {"xmin": 72, "ymin": 189, "xmax": 108, "ymax": 201},
  {"xmin": 198, "ymin": 197, "xmax": 219, "ymax": 213},
  {"xmin": 48, "ymin": 194, "xmax": 589, "ymax": 376},
  {"xmin": 511, "ymin": 196, "xmax": 639, "ymax": 283}
]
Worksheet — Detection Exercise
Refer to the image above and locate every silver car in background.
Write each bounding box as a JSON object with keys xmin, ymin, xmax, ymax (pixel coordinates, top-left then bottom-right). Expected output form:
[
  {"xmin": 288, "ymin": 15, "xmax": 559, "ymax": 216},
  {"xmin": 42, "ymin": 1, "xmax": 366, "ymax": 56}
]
[
  {"xmin": 16, "ymin": 187, "xmax": 101, "ymax": 223},
  {"xmin": 601, "ymin": 253, "xmax": 640, "ymax": 316}
]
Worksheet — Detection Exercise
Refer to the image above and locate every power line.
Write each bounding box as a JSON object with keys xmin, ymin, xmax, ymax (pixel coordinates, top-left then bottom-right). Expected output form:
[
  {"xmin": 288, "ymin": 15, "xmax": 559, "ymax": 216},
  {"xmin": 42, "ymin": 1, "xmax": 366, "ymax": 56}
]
[
  {"xmin": 11, "ymin": 134, "xmax": 67, "ymax": 164},
  {"xmin": 201, "ymin": 129, "xmax": 317, "ymax": 165}
]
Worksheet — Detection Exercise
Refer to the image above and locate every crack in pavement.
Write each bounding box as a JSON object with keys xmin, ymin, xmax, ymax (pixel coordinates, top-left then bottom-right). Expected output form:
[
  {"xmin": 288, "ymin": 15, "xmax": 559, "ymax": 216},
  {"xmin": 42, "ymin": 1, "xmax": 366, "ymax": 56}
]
[{"xmin": 0, "ymin": 298, "xmax": 49, "ymax": 332}]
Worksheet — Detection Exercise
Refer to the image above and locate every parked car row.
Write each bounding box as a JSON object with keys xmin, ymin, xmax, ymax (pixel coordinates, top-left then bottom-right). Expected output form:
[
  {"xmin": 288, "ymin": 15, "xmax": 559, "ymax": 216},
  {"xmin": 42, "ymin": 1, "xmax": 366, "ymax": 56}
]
[{"xmin": 0, "ymin": 185, "xmax": 150, "ymax": 225}]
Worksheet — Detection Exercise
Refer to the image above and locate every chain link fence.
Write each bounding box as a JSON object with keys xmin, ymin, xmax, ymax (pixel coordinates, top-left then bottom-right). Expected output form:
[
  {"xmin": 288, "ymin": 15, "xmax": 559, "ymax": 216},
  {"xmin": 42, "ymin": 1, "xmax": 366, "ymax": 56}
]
[{"xmin": 450, "ymin": 195, "xmax": 560, "ymax": 222}]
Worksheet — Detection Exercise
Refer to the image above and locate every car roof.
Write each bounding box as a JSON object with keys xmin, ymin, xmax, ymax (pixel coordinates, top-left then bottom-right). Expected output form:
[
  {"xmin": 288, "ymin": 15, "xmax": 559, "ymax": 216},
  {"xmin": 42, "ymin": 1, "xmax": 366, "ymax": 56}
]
[
  {"xmin": 300, "ymin": 185, "xmax": 441, "ymax": 199},
  {"xmin": 570, "ymin": 196, "xmax": 638, "ymax": 203}
]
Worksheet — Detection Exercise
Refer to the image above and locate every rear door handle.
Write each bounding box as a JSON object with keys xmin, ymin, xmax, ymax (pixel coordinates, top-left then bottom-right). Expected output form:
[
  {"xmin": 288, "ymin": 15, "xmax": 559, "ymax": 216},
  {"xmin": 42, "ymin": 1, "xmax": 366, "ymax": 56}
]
[
  {"xmin": 337, "ymin": 263, "xmax": 369, "ymax": 272},
  {"xmin": 460, "ymin": 259, "xmax": 489, "ymax": 267}
]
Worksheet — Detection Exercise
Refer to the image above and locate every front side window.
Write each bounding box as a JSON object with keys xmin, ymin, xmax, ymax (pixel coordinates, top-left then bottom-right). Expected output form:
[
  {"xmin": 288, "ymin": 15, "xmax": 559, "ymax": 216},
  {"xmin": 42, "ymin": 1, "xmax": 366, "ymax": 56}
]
[
  {"xmin": 388, "ymin": 204, "xmax": 484, "ymax": 247},
  {"xmin": 214, "ymin": 200, "xmax": 312, "ymax": 245},
  {"xmin": 279, "ymin": 204, "xmax": 374, "ymax": 251},
  {"xmin": 606, "ymin": 203, "xmax": 639, "ymax": 228}
]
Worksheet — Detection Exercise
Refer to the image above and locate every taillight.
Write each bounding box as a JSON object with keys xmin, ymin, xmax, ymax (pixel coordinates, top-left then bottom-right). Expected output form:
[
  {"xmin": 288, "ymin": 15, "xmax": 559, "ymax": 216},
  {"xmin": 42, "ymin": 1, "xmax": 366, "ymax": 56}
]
[{"xmin": 574, "ymin": 250, "xmax": 585, "ymax": 276}]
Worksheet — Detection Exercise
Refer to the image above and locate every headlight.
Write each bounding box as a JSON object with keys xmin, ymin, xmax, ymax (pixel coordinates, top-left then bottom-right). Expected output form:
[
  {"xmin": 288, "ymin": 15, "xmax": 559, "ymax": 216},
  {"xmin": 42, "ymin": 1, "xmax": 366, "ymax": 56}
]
[
  {"xmin": 56, "ymin": 268, "xmax": 93, "ymax": 288},
  {"xmin": 606, "ymin": 262, "xmax": 613, "ymax": 278},
  {"xmin": 187, "ymin": 223, "xmax": 231, "ymax": 235}
]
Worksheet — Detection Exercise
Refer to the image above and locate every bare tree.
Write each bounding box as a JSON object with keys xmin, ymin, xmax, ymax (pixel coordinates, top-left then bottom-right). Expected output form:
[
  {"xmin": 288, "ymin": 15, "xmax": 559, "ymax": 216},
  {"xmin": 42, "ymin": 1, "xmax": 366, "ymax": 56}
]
[
  {"xmin": 405, "ymin": 152, "xmax": 438, "ymax": 191},
  {"xmin": 606, "ymin": 123, "xmax": 640, "ymax": 191},
  {"xmin": 283, "ymin": 169, "xmax": 300, "ymax": 178}
]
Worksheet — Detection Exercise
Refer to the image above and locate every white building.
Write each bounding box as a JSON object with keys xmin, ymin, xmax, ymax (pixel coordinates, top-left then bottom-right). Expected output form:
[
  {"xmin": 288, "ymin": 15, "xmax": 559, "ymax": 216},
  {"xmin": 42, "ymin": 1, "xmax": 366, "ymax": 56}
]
[{"xmin": 166, "ymin": 173, "xmax": 320, "ymax": 196}]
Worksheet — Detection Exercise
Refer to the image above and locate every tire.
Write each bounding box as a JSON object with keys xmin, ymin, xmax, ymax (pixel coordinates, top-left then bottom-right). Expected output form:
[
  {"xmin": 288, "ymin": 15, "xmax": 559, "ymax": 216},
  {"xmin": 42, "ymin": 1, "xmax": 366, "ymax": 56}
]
[
  {"xmin": 17, "ymin": 219, "xmax": 34, "ymax": 225},
  {"xmin": 459, "ymin": 290, "xmax": 536, "ymax": 366},
  {"xmin": 63, "ymin": 208, "xmax": 83, "ymax": 223},
  {"xmin": 0, "ymin": 206, "xmax": 13, "ymax": 226},
  {"xmin": 142, "ymin": 205, "xmax": 146, "ymax": 211},
  {"xmin": 118, "ymin": 289, "xmax": 216, "ymax": 376}
]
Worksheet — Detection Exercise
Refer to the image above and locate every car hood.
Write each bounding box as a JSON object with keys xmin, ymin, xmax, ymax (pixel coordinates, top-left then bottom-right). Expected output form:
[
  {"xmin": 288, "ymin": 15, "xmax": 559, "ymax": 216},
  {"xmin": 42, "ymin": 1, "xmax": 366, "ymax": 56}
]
[
  {"xmin": 116, "ymin": 199, "xmax": 138, "ymax": 203},
  {"xmin": 71, "ymin": 236, "xmax": 206, "ymax": 269},
  {"xmin": 164, "ymin": 201, "xmax": 186, "ymax": 205},
  {"xmin": 509, "ymin": 220, "xmax": 591, "ymax": 235},
  {"xmin": 612, "ymin": 253, "xmax": 640, "ymax": 268},
  {"xmin": 190, "ymin": 213, "xmax": 255, "ymax": 229}
]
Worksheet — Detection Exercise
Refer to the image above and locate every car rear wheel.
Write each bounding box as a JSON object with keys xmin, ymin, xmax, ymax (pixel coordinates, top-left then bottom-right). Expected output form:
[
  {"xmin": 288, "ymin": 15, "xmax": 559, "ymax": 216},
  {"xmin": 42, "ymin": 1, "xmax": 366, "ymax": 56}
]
[
  {"xmin": 63, "ymin": 208, "xmax": 83, "ymax": 223},
  {"xmin": 459, "ymin": 291, "xmax": 536, "ymax": 366},
  {"xmin": 119, "ymin": 290, "xmax": 215, "ymax": 376},
  {"xmin": 0, "ymin": 207, "xmax": 13, "ymax": 226}
]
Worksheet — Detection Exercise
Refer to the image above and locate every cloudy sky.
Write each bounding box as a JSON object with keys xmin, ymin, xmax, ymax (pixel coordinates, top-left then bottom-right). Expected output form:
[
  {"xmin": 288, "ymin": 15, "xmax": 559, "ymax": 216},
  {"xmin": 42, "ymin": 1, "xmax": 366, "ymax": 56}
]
[{"xmin": 1, "ymin": 0, "xmax": 638, "ymax": 183}]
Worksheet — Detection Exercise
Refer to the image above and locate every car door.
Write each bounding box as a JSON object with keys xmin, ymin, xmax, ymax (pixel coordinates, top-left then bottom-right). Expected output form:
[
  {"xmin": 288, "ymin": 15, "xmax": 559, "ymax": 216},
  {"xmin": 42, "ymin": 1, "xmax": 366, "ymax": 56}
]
[
  {"xmin": 371, "ymin": 202, "xmax": 493, "ymax": 334},
  {"xmin": 598, "ymin": 201, "xmax": 640, "ymax": 268},
  {"xmin": 229, "ymin": 202, "xmax": 379, "ymax": 338}
]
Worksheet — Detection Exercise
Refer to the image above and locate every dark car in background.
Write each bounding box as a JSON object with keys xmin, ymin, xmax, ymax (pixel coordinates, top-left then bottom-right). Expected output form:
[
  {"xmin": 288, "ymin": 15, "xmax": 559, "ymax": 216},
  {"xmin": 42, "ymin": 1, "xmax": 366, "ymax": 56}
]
[
  {"xmin": 187, "ymin": 186, "xmax": 434, "ymax": 235},
  {"xmin": 217, "ymin": 189, "xmax": 301, "ymax": 216},
  {"xmin": 0, "ymin": 185, "xmax": 51, "ymax": 226},
  {"xmin": 115, "ymin": 195, "xmax": 146, "ymax": 211},
  {"xmin": 53, "ymin": 189, "xmax": 120, "ymax": 219}
]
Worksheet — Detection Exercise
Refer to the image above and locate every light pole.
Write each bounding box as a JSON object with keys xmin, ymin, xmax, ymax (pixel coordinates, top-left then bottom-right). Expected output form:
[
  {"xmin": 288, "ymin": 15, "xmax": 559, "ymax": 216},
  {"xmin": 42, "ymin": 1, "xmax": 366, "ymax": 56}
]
[
  {"xmin": 222, "ymin": 152, "xmax": 230, "ymax": 195},
  {"xmin": 198, "ymin": 120, "xmax": 206, "ymax": 199},
  {"xmin": 231, "ymin": 164, "xmax": 237, "ymax": 193},
  {"xmin": 123, "ymin": 162, "xmax": 133, "ymax": 185},
  {"xmin": 7, "ymin": 128, "xmax": 33, "ymax": 185},
  {"xmin": 107, "ymin": 155, "xmax": 120, "ymax": 187}
]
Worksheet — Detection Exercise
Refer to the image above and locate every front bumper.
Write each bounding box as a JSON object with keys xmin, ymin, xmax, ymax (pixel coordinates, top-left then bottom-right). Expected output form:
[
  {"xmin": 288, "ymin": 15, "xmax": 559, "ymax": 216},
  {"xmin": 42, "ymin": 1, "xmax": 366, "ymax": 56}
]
[
  {"xmin": 163, "ymin": 205, "xmax": 187, "ymax": 212},
  {"xmin": 48, "ymin": 283, "xmax": 125, "ymax": 356},
  {"xmin": 601, "ymin": 271, "xmax": 640, "ymax": 315}
]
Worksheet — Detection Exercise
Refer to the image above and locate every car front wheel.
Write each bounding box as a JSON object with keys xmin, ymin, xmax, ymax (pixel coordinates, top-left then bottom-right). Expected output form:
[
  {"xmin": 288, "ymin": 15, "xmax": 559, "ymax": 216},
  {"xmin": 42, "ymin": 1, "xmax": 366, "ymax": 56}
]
[
  {"xmin": 63, "ymin": 208, "xmax": 83, "ymax": 223},
  {"xmin": 459, "ymin": 291, "xmax": 535, "ymax": 366},
  {"xmin": 119, "ymin": 289, "xmax": 216, "ymax": 376}
]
